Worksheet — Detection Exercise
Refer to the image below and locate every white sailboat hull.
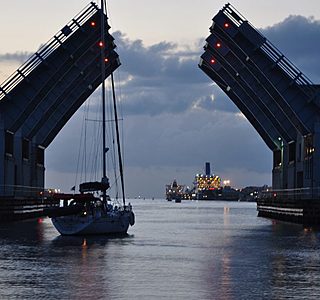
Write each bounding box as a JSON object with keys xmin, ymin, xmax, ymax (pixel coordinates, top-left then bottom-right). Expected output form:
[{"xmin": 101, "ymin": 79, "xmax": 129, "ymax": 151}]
[{"xmin": 52, "ymin": 210, "xmax": 134, "ymax": 236}]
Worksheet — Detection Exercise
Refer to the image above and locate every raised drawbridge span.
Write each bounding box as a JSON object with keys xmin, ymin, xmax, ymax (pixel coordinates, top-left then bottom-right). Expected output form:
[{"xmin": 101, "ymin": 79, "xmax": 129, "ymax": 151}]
[
  {"xmin": 0, "ymin": 2, "xmax": 120, "ymax": 220},
  {"xmin": 199, "ymin": 3, "xmax": 320, "ymax": 223}
]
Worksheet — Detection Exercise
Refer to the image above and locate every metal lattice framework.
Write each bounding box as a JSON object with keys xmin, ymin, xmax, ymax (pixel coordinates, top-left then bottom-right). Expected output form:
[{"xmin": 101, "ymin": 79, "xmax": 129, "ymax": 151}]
[
  {"xmin": 0, "ymin": 2, "xmax": 120, "ymax": 196},
  {"xmin": 199, "ymin": 3, "xmax": 320, "ymax": 190}
]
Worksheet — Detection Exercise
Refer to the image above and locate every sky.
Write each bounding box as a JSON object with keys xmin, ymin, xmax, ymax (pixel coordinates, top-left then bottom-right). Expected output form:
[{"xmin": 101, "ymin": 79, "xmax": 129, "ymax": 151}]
[{"xmin": 0, "ymin": 0, "xmax": 320, "ymax": 198}]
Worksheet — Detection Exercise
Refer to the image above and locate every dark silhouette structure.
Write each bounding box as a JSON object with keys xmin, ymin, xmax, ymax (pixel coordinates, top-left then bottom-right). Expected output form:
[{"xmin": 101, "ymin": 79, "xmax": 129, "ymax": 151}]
[
  {"xmin": 0, "ymin": 2, "xmax": 120, "ymax": 220},
  {"xmin": 199, "ymin": 3, "xmax": 320, "ymax": 224}
]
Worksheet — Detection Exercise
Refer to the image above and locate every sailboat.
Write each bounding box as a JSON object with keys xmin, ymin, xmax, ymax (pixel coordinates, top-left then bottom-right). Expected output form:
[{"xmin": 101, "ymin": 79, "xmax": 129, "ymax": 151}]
[{"xmin": 46, "ymin": 0, "xmax": 135, "ymax": 236}]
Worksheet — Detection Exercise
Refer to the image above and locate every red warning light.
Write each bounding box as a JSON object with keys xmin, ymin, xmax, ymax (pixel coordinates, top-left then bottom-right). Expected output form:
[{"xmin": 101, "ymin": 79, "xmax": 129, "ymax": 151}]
[
  {"xmin": 98, "ymin": 41, "xmax": 104, "ymax": 47},
  {"xmin": 224, "ymin": 23, "xmax": 230, "ymax": 28},
  {"xmin": 91, "ymin": 21, "xmax": 96, "ymax": 27},
  {"xmin": 104, "ymin": 58, "xmax": 109, "ymax": 63},
  {"xmin": 216, "ymin": 42, "xmax": 222, "ymax": 48},
  {"xmin": 210, "ymin": 58, "xmax": 216, "ymax": 64}
]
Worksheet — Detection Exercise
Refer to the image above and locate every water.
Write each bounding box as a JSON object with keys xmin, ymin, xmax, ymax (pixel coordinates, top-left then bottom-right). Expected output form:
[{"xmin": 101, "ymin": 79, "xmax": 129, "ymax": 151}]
[{"xmin": 1, "ymin": 199, "xmax": 320, "ymax": 300}]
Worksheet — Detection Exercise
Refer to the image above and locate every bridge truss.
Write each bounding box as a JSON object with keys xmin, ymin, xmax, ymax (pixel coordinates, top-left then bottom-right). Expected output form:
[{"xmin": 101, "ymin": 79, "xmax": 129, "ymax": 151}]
[
  {"xmin": 0, "ymin": 2, "xmax": 120, "ymax": 198},
  {"xmin": 199, "ymin": 3, "xmax": 320, "ymax": 191}
]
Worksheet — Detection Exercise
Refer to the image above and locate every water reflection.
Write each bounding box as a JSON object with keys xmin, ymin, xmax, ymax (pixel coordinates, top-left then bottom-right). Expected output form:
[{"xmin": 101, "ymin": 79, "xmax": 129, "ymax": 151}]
[
  {"xmin": 0, "ymin": 219, "xmax": 45, "ymax": 244},
  {"xmin": 269, "ymin": 223, "xmax": 320, "ymax": 299},
  {"xmin": 205, "ymin": 219, "xmax": 320, "ymax": 299},
  {"xmin": 49, "ymin": 235, "xmax": 111, "ymax": 299},
  {"xmin": 0, "ymin": 218, "xmax": 134, "ymax": 299},
  {"xmin": 223, "ymin": 206, "xmax": 230, "ymax": 227},
  {"xmin": 48, "ymin": 234, "xmax": 134, "ymax": 299},
  {"xmin": 1, "ymin": 200, "xmax": 320, "ymax": 300}
]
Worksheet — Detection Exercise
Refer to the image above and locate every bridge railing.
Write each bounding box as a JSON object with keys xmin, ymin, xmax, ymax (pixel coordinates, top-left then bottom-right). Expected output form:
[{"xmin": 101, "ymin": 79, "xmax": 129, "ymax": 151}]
[
  {"xmin": 221, "ymin": 3, "xmax": 318, "ymax": 99},
  {"xmin": 261, "ymin": 187, "xmax": 320, "ymax": 200},
  {"xmin": 0, "ymin": 2, "xmax": 99, "ymax": 101}
]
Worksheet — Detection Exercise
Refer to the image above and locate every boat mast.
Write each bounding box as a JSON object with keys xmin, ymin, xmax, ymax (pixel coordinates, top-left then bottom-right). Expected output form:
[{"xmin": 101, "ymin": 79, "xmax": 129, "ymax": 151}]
[
  {"xmin": 101, "ymin": 0, "xmax": 126, "ymax": 206},
  {"xmin": 100, "ymin": 0, "xmax": 107, "ymax": 201},
  {"xmin": 111, "ymin": 72, "xmax": 126, "ymax": 207}
]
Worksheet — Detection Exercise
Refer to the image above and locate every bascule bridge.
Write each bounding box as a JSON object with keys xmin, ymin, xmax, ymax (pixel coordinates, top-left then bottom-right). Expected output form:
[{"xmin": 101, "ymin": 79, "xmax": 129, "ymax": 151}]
[
  {"xmin": 199, "ymin": 4, "xmax": 320, "ymax": 223},
  {"xmin": 0, "ymin": 2, "xmax": 120, "ymax": 220}
]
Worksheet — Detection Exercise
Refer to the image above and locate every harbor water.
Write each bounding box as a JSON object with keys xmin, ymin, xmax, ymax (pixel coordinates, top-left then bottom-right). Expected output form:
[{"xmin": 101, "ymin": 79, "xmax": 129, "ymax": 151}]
[{"xmin": 1, "ymin": 199, "xmax": 320, "ymax": 299}]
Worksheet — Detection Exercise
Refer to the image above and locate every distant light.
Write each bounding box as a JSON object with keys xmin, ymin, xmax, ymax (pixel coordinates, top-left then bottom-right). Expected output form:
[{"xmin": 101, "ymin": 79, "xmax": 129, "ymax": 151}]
[
  {"xmin": 98, "ymin": 41, "xmax": 104, "ymax": 47},
  {"xmin": 216, "ymin": 42, "xmax": 222, "ymax": 48},
  {"xmin": 104, "ymin": 58, "xmax": 109, "ymax": 63},
  {"xmin": 278, "ymin": 137, "xmax": 282, "ymax": 141},
  {"xmin": 224, "ymin": 23, "xmax": 230, "ymax": 28},
  {"xmin": 210, "ymin": 58, "xmax": 216, "ymax": 64},
  {"xmin": 91, "ymin": 21, "xmax": 96, "ymax": 27}
]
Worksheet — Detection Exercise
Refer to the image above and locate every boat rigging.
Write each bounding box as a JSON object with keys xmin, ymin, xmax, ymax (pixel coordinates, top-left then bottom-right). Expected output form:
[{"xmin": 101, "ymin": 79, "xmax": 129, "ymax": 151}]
[{"xmin": 45, "ymin": 0, "xmax": 135, "ymax": 235}]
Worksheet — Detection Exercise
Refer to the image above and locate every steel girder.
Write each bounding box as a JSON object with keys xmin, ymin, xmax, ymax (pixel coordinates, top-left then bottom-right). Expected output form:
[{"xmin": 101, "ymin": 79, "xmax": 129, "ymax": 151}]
[
  {"xmin": 0, "ymin": 3, "xmax": 120, "ymax": 148},
  {"xmin": 199, "ymin": 3, "xmax": 319, "ymax": 151}
]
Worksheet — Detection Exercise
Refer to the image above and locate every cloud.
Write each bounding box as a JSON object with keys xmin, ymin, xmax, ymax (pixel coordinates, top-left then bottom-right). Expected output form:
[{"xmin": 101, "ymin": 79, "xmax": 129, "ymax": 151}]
[
  {"xmin": 2, "ymin": 14, "xmax": 319, "ymax": 196},
  {"xmin": 45, "ymin": 14, "xmax": 320, "ymax": 196},
  {"xmin": 110, "ymin": 16, "xmax": 320, "ymax": 119},
  {"xmin": 262, "ymin": 15, "xmax": 320, "ymax": 82},
  {"xmin": 45, "ymin": 106, "xmax": 272, "ymax": 196},
  {"xmin": 122, "ymin": 110, "xmax": 271, "ymax": 171},
  {"xmin": 0, "ymin": 51, "xmax": 32, "ymax": 63},
  {"xmin": 112, "ymin": 31, "xmax": 237, "ymax": 116},
  {"xmin": 1, "ymin": 15, "xmax": 319, "ymax": 116}
]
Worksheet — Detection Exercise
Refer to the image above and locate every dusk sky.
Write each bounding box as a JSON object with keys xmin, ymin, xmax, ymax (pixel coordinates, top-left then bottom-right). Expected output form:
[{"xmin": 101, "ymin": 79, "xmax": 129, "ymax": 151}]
[{"xmin": 1, "ymin": 0, "xmax": 320, "ymax": 197}]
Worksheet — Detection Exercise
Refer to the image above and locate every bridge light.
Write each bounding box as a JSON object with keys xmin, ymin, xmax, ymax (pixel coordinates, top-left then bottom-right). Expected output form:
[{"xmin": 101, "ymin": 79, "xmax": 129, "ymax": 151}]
[{"xmin": 90, "ymin": 21, "xmax": 96, "ymax": 27}]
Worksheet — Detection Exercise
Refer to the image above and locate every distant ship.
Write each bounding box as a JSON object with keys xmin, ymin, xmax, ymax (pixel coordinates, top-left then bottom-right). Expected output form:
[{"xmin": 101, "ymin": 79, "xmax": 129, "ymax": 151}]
[
  {"xmin": 193, "ymin": 162, "xmax": 223, "ymax": 200},
  {"xmin": 166, "ymin": 179, "xmax": 184, "ymax": 202},
  {"xmin": 165, "ymin": 163, "xmax": 241, "ymax": 202},
  {"xmin": 191, "ymin": 162, "xmax": 240, "ymax": 201}
]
